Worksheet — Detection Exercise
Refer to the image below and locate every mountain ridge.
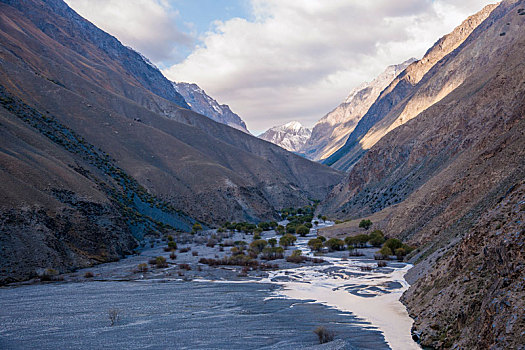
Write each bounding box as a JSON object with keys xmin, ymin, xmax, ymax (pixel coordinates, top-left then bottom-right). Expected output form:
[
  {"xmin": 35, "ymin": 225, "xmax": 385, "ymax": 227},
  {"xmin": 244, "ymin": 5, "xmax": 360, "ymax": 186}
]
[
  {"xmin": 259, "ymin": 121, "xmax": 312, "ymax": 153},
  {"xmin": 173, "ymin": 82, "xmax": 250, "ymax": 133}
]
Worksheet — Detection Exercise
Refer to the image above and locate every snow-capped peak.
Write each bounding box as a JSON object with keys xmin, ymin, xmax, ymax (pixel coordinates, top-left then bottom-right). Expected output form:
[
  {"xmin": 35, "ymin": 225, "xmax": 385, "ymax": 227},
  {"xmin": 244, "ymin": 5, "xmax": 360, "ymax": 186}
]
[{"xmin": 259, "ymin": 121, "xmax": 311, "ymax": 153}]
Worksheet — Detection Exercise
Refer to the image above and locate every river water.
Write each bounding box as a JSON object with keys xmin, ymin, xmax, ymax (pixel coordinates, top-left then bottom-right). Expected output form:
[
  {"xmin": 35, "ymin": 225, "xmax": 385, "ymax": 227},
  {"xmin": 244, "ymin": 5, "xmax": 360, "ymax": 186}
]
[{"xmin": 0, "ymin": 222, "xmax": 419, "ymax": 349}]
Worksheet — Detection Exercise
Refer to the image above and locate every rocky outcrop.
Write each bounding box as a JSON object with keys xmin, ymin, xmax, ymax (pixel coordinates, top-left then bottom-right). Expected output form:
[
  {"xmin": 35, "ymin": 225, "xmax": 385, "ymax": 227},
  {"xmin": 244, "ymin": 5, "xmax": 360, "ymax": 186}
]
[
  {"xmin": 319, "ymin": 1, "xmax": 525, "ymax": 348},
  {"xmin": 173, "ymin": 82, "xmax": 250, "ymax": 133},
  {"xmin": 302, "ymin": 59, "xmax": 415, "ymax": 161},
  {"xmin": 324, "ymin": 3, "xmax": 498, "ymax": 171},
  {"xmin": 259, "ymin": 121, "xmax": 311, "ymax": 152},
  {"xmin": 402, "ymin": 181, "xmax": 525, "ymax": 349}
]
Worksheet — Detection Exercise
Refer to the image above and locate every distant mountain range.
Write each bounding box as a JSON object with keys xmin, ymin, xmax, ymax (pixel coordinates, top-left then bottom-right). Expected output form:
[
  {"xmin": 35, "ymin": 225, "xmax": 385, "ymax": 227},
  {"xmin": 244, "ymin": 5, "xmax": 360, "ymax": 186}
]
[
  {"xmin": 258, "ymin": 121, "xmax": 311, "ymax": 152},
  {"xmin": 173, "ymin": 82, "xmax": 250, "ymax": 133}
]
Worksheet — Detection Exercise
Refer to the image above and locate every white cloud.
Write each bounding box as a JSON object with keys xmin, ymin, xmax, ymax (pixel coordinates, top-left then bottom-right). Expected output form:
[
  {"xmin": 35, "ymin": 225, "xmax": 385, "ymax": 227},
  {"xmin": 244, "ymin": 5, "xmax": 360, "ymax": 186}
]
[
  {"xmin": 65, "ymin": 0, "xmax": 194, "ymax": 63},
  {"xmin": 163, "ymin": 0, "xmax": 497, "ymax": 133}
]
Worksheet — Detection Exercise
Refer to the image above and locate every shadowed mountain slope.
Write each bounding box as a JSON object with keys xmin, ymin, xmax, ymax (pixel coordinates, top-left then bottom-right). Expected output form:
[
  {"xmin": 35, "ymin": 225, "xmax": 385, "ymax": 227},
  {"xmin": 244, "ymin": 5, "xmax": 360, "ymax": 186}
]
[
  {"xmin": 318, "ymin": 1, "xmax": 525, "ymax": 348},
  {"xmin": 0, "ymin": 0, "xmax": 342, "ymax": 283}
]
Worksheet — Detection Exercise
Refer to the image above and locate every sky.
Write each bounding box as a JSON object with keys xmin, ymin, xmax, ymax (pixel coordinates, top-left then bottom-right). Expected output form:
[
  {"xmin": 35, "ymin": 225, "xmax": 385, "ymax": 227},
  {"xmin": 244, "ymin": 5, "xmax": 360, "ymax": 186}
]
[{"xmin": 65, "ymin": 0, "xmax": 497, "ymax": 135}]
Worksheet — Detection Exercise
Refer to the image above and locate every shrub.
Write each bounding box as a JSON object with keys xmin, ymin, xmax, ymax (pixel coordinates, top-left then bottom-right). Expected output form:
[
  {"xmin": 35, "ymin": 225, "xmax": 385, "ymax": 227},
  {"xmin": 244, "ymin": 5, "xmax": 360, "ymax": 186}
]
[
  {"xmin": 268, "ymin": 238, "xmax": 277, "ymax": 247},
  {"xmin": 168, "ymin": 241, "xmax": 177, "ymax": 250},
  {"xmin": 253, "ymin": 233, "xmax": 261, "ymax": 240},
  {"xmin": 308, "ymin": 238, "xmax": 323, "ymax": 252},
  {"xmin": 305, "ymin": 222, "xmax": 313, "ymax": 229},
  {"xmin": 383, "ymin": 238, "xmax": 403, "ymax": 252},
  {"xmin": 108, "ymin": 309, "xmax": 119, "ymax": 327},
  {"xmin": 258, "ymin": 222, "xmax": 270, "ymax": 231},
  {"xmin": 296, "ymin": 225, "xmax": 310, "ymax": 237},
  {"xmin": 261, "ymin": 246, "xmax": 284, "ymax": 260},
  {"xmin": 368, "ymin": 230, "xmax": 385, "ymax": 247},
  {"xmin": 40, "ymin": 268, "xmax": 59, "ymax": 281},
  {"xmin": 286, "ymin": 250, "xmax": 306, "ymax": 263},
  {"xmin": 314, "ymin": 326, "xmax": 334, "ymax": 344},
  {"xmin": 155, "ymin": 256, "xmax": 168, "ymax": 268},
  {"xmin": 250, "ymin": 239, "xmax": 268, "ymax": 254},
  {"xmin": 276, "ymin": 225, "xmax": 285, "ymax": 235},
  {"xmin": 167, "ymin": 235, "xmax": 174, "ymax": 241},
  {"xmin": 359, "ymin": 219, "xmax": 372, "ymax": 230},
  {"xmin": 317, "ymin": 235, "xmax": 326, "ymax": 242},
  {"xmin": 137, "ymin": 263, "xmax": 149, "ymax": 272},
  {"xmin": 84, "ymin": 271, "xmax": 94, "ymax": 278},
  {"xmin": 314, "ymin": 220, "xmax": 319, "ymax": 226},
  {"xmin": 395, "ymin": 248, "xmax": 406, "ymax": 260},
  {"xmin": 325, "ymin": 238, "xmax": 345, "ymax": 251},
  {"xmin": 279, "ymin": 234, "xmax": 297, "ymax": 248},
  {"xmin": 192, "ymin": 222, "xmax": 203, "ymax": 233},
  {"xmin": 377, "ymin": 246, "xmax": 393, "ymax": 259}
]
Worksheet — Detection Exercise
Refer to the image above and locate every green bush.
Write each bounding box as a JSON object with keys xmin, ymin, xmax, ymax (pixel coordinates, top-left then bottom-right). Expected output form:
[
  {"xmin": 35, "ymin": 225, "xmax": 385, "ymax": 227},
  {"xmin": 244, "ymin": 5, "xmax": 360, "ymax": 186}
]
[
  {"xmin": 383, "ymin": 238, "xmax": 403, "ymax": 252},
  {"xmin": 261, "ymin": 246, "xmax": 284, "ymax": 260},
  {"xmin": 279, "ymin": 234, "xmax": 297, "ymax": 248},
  {"xmin": 325, "ymin": 238, "xmax": 345, "ymax": 251},
  {"xmin": 155, "ymin": 256, "xmax": 168, "ymax": 268},
  {"xmin": 268, "ymin": 238, "xmax": 277, "ymax": 247},
  {"xmin": 286, "ymin": 250, "xmax": 306, "ymax": 263},
  {"xmin": 308, "ymin": 238, "xmax": 323, "ymax": 252},
  {"xmin": 359, "ymin": 219, "xmax": 372, "ymax": 230},
  {"xmin": 249, "ymin": 239, "xmax": 268, "ymax": 254},
  {"xmin": 168, "ymin": 241, "xmax": 177, "ymax": 250},
  {"xmin": 296, "ymin": 225, "xmax": 310, "ymax": 237},
  {"xmin": 368, "ymin": 230, "xmax": 385, "ymax": 247},
  {"xmin": 276, "ymin": 225, "xmax": 285, "ymax": 235},
  {"xmin": 378, "ymin": 246, "xmax": 392, "ymax": 258}
]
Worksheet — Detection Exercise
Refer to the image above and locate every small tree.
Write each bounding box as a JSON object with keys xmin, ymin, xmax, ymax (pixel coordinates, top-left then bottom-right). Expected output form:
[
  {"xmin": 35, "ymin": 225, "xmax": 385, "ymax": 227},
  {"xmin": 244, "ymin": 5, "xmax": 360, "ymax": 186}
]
[
  {"xmin": 268, "ymin": 238, "xmax": 277, "ymax": 247},
  {"xmin": 279, "ymin": 234, "xmax": 297, "ymax": 248},
  {"xmin": 325, "ymin": 238, "xmax": 345, "ymax": 251},
  {"xmin": 296, "ymin": 225, "xmax": 310, "ymax": 237},
  {"xmin": 321, "ymin": 215, "xmax": 327, "ymax": 222},
  {"xmin": 368, "ymin": 230, "xmax": 385, "ymax": 247},
  {"xmin": 308, "ymin": 238, "xmax": 323, "ymax": 252},
  {"xmin": 378, "ymin": 246, "xmax": 392, "ymax": 259},
  {"xmin": 359, "ymin": 219, "xmax": 372, "ymax": 230},
  {"xmin": 276, "ymin": 225, "xmax": 285, "ymax": 235},
  {"xmin": 249, "ymin": 239, "xmax": 268, "ymax": 254},
  {"xmin": 383, "ymin": 238, "xmax": 403, "ymax": 252}
]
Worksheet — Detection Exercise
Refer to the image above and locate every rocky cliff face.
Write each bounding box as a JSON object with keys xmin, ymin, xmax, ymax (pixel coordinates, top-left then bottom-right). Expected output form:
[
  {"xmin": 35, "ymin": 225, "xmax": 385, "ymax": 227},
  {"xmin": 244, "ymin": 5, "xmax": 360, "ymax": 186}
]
[
  {"xmin": 173, "ymin": 82, "xmax": 250, "ymax": 133},
  {"xmin": 324, "ymin": 3, "xmax": 498, "ymax": 171},
  {"xmin": 302, "ymin": 59, "xmax": 415, "ymax": 161},
  {"xmin": 259, "ymin": 121, "xmax": 312, "ymax": 153},
  {"xmin": 319, "ymin": 1, "xmax": 525, "ymax": 348}
]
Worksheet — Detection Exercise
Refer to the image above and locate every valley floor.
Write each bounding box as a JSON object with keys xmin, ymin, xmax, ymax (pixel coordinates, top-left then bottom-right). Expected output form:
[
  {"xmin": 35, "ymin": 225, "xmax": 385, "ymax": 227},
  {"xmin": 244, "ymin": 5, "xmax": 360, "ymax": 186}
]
[{"xmin": 0, "ymin": 223, "xmax": 420, "ymax": 349}]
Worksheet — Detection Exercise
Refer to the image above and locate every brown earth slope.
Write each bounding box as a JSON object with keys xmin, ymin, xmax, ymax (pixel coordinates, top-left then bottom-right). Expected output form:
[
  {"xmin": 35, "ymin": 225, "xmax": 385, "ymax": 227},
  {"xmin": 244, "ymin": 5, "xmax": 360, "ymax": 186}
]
[
  {"xmin": 0, "ymin": 0, "xmax": 342, "ymax": 224},
  {"xmin": 319, "ymin": 1, "xmax": 525, "ymax": 348},
  {"xmin": 324, "ymin": 3, "xmax": 498, "ymax": 171},
  {"xmin": 0, "ymin": 0, "xmax": 343, "ymax": 283}
]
